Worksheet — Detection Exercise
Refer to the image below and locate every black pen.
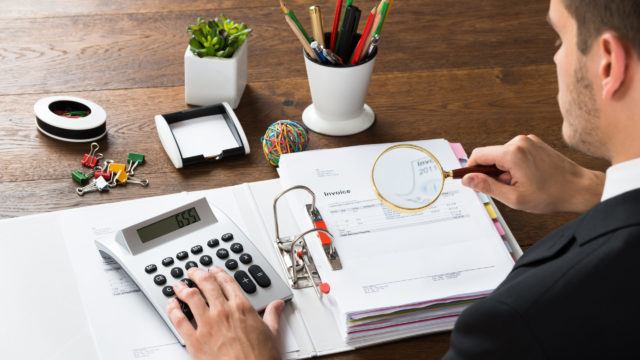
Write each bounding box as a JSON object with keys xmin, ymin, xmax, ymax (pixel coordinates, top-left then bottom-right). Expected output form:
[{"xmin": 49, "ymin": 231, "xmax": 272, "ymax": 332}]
[{"xmin": 335, "ymin": 5, "xmax": 361, "ymax": 62}]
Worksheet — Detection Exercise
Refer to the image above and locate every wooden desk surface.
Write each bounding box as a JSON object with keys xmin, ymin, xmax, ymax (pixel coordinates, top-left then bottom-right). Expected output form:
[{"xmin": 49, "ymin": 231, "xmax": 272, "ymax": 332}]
[{"xmin": 0, "ymin": 0, "xmax": 609, "ymax": 358}]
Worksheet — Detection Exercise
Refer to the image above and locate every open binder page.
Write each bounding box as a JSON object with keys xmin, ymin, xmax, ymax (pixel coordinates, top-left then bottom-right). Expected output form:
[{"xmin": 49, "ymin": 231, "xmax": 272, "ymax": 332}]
[
  {"xmin": 238, "ymin": 180, "xmax": 356, "ymax": 358},
  {"xmin": 277, "ymin": 139, "xmax": 515, "ymax": 344},
  {"xmin": 190, "ymin": 186, "xmax": 310, "ymax": 359},
  {"xmin": 59, "ymin": 193, "xmax": 193, "ymax": 360},
  {"xmin": 57, "ymin": 187, "xmax": 302, "ymax": 360},
  {"xmin": 0, "ymin": 215, "xmax": 98, "ymax": 360}
]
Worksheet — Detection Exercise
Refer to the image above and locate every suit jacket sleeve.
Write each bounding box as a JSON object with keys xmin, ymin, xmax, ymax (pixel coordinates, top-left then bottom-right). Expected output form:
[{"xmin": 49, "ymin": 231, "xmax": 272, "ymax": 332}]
[{"xmin": 443, "ymin": 298, "xmax": 546, "ymax": 360}]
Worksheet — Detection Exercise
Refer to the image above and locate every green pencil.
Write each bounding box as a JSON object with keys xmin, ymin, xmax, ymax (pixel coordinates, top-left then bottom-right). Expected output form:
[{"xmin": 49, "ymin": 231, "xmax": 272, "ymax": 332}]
[
  {"xmin": 374, "ymin": 0, "xmax": 390, "ymax": 36},
  {"xmin": 280, "ymin": 0, "xmax": 313, "ymax": 43}
]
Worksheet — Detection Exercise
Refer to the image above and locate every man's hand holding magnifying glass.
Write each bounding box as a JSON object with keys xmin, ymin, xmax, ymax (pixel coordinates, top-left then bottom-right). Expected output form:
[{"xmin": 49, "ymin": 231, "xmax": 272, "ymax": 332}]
[{"xmin": 462, "ymin": 135, "xmax": 605, "ymax": 214}]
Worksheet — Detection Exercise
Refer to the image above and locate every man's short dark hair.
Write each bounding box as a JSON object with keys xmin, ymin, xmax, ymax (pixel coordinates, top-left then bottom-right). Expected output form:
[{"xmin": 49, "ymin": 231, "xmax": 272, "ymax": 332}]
[{"xmin": 563, "ymin": 0, "xmax": 640, "ymax": 55}]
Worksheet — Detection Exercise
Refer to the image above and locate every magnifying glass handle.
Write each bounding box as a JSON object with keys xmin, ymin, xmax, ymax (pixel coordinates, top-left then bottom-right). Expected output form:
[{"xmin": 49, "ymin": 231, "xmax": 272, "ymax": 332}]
[{"xmin": 451, "ymin": 165, "xmax": 503, "ymax": 179}]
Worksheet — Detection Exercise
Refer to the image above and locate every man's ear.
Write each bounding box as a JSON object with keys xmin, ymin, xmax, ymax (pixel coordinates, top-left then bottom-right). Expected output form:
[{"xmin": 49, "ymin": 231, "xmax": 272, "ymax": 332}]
[{"xmin": 598, "ymin": 32, "xmax": 628, "ymax": 99}]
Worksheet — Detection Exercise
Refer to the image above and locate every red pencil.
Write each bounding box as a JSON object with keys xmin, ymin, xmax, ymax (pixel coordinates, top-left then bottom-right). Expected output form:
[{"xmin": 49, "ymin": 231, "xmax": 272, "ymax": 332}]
[
  {"xmin": 330, "ymin": 0, "xmax": 343, "ymax": 51},
  {"xmin": 350, "ymin": 7, "xmax": 376, "ymax": 64}
]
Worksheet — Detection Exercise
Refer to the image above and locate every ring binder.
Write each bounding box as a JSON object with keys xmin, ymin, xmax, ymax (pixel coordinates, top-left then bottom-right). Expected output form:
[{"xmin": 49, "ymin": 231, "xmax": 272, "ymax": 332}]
[{"xmin": 273, "ymin": 185, "xmax": 341, "ymax": 297}]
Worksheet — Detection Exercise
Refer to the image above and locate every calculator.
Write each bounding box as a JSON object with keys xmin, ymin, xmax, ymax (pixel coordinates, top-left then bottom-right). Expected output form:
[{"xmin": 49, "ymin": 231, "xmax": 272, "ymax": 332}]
[{"xmin": 95, "ymin": 197, "xmax": 293, "ymax": 345}]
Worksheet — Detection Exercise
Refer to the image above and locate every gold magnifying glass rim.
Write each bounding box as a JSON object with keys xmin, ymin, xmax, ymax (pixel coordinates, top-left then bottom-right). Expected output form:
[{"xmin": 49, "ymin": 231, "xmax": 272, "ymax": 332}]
[{"xmin": 371, "ymin": 143, "xmax": 449, "ymax": 213}]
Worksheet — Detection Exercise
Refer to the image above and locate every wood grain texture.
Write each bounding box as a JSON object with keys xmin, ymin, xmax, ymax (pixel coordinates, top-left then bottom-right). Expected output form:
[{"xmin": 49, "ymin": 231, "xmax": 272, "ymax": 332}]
[
  {"xmin": 0, "ymin": 0, "xmax": 609, "ymax": 358},
  {"xmin": 0, "ymin": 0, "xmax": 555, "ymax": 95}
]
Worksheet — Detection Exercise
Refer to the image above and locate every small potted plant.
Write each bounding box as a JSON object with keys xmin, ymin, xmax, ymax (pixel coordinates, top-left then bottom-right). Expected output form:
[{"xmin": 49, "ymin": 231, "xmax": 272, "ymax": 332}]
[{"xmin": 184, "ymin": 15, "xmax": 252, "ymax": 108}]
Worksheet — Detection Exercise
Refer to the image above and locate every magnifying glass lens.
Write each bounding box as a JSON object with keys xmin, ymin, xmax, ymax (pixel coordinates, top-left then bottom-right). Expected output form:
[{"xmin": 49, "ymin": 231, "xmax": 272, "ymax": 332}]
[{"xmin": 372, "ymin": 146, "xmax": 445, "ymax": 211}]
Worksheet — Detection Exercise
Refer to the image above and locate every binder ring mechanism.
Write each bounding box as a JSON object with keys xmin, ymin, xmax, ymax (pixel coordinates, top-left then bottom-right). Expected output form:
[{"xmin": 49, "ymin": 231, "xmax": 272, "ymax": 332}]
[{"xmin": 273, "ymin": 185, "xmax": 342, "ymax": 298}]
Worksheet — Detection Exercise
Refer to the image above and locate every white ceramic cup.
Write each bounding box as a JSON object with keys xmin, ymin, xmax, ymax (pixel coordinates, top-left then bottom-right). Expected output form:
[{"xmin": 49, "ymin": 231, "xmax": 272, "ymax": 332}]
[{"xmin": 302, "ymin": 46, "xmax": 376, "ymax": 136}]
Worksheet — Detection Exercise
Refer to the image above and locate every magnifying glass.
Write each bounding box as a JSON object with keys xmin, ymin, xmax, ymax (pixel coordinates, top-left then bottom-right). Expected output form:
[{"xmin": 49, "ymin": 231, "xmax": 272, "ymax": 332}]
[{"xmin": 371, "ymin": 144, "xmax": 503, "ymax": 212}]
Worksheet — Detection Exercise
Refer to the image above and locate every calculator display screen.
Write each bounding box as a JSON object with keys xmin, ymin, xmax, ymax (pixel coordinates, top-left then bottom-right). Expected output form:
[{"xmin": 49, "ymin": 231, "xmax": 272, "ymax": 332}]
[{"xmin": 137, "ymin": 207, "xmax": 202, "ymax": 243}]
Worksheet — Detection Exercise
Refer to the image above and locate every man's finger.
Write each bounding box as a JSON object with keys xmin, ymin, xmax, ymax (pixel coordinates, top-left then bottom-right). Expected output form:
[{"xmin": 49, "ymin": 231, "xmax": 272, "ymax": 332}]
[
  {"xmin": 467, "ymin": 146, "xmax": 508, "ymax": 169},
  {"xmin": 262, "ymin": 300, "xmax": 285, "ymax": 336},
  {"xmin": 174, "ymin": 280, "xmax": 209, "ymax": 320},
  {"xmin": 188, "ymin": 267, "xmax": 227, "ymax": 308},
  {"xmin": 526, "ymin": 134, "xmax": 542, "ymax": 142},
  {"xmin": 167, "ymin": 298, "xmax": 196, "ymax": 339},
  {"xmin": 209, "ymin": 266, "xmax": 247, "ymax": 303},
  {"xmin": 462, "ymin": 173, "xmax": 516, "ymax": 206}
]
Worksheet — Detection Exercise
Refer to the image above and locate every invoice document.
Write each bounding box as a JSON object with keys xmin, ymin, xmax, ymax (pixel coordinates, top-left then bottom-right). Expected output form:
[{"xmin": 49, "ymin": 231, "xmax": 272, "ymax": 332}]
[{"xmin": 277, "ymin": 139, "xmax": 515, "ymax": 338}]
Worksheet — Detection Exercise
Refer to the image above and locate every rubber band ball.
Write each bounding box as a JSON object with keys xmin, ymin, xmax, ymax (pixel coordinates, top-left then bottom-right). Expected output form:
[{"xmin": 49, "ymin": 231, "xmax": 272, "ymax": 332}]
[{"xmin": 261, "ymin": 120, "xmax": 310, "ymax": 166}]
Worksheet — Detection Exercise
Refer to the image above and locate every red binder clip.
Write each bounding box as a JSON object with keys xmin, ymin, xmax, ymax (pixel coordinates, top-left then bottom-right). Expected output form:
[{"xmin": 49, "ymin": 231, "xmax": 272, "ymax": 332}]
[{"xmin": 81, "ymin": 142, "xmax": 103, "ymax": 168}]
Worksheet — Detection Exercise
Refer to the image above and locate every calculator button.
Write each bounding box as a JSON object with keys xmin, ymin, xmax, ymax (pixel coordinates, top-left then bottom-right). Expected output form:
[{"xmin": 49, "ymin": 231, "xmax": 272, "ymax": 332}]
[
  {"xmin": 239, "ymin": 253, "xmax": 252, "ymax": 264},
  {"xmin": 216, "ymin": 248, "xmax": 229, "ymax": 259},
  {"xmin": 162, "ymin": 286, "xmax": 175, "ymax": 297},
  {"xmin": 225, "ymin": 259, "xmax": 238, "ymax": 270},
  {"xmin": 199, "ymin": 255, "xmax": 213, "ymax": 266},
  {"xmin": 248, "ymin": 265, "xmax": 271, "ymax": 288},
  {"xmin": 230, "ymin": 243, "xmax": 243, "ymax": 254},
  {"xmin": 170, "ymin": 267, "xmax": 184, "ymax": 278},
  {"xmin": 144, "ymin": 264, "xmax": 157, "ymax": 274},
  {"xmin": 207, "ymin": 239, "xmax": 220, "ymax": 248},
  {"xmin": 176, "ymin": 251, "xmax": 188, "ymax": 260},
  {"xmin": 179, "ymin": 299, "xmax": 194, "ymax": 320},
  {"xmin": 162, "ymin": 257, "xmax": 174, "ymax": 267},
  {"xmin": 191, "ymin": 245, "xmax": 203, "ymax": 255},
  {"xmin": 181, "ymin": 278, "xmax": 196, "ymax": 288},
  {"xmin": 234, "ymin": 271, "xmax": 256, "ymax": 294},
  {"xmin": 222, "ymin": 233, "xmax": 234, "ymax": 242},
  {"xmin": 185, "ymin": 261, "xmax": 198, "ymax": 270},
  {"xmin": 153, "ymin": 274, "xmax": 167, "ymax": 286}
]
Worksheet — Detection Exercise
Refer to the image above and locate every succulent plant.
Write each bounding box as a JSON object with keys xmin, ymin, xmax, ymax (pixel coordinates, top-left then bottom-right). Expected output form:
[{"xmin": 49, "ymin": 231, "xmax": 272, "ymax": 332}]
[{"xmin": 188, "ymin": 15, "xmax": 251, "ymax": 58}]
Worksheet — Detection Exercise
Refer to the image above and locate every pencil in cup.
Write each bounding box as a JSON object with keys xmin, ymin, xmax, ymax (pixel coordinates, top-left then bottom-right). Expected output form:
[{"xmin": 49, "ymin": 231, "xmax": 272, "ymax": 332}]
[
  {"xmin": 311, "ymin": 32, "xmax": 377, "ymax": 66},
  {"xmin": 330, "ymin": 0, "xmax": 344, "ymax": 51},
  {"xmin": 351, "ymin": 6, "xmax": 376, "ymax": 64},
  {"xmin": 284, "ymin": 15, "xmax": 318, "ymax": 60},
  {"xmin": 362, "ymin": 0, "xmax": 389, "ymax": 55},
  {"xmin": 280, "ymin": 0, "xmax": 313, "ymax": 43}
]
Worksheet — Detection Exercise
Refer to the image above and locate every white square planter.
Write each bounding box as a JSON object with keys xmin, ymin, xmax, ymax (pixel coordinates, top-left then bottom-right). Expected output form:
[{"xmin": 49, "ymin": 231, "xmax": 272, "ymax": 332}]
[{"xmin": 184, "ymin": 40, "xmax": 248, "ymax": 109}]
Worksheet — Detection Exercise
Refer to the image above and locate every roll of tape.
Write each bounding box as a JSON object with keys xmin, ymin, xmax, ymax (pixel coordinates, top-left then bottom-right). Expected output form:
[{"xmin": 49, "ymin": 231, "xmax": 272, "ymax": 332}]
[{"xmin": 34, "ymin": 96, "xmax": 107, "ymax": 142}]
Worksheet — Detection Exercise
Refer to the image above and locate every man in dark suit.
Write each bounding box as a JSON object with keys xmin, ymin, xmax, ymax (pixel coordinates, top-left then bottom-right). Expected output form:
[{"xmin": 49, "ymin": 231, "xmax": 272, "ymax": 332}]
[
  {"xmin": 445, "ymin": 0, "xmax": 640, "ymax": 358},
  {"xmin": 164, "ymin": 1, "xmax": 640, "ymax": 359}
]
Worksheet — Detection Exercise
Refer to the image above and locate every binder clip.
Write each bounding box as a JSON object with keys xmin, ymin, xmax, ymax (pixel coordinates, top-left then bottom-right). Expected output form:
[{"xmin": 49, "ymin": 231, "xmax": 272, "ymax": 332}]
[
  {"xmin": 126, "ymin": 152, "xmax": 145, "ymax": 176},
  {"xmin": 81, "ymin": 142, "xmax": 103, "ymax": 168},
  {"xmin": 273, "ymin": 185, "xmax": 342, "ymax": 298}
]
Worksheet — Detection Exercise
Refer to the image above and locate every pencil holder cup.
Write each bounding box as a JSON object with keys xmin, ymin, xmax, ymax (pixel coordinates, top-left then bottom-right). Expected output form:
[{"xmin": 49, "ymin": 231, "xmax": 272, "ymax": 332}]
[
  {"xmin": 302, "ymin": 44, "xmax": 376, "ymax": 136},
  {"xmin": 184, "ymin": 40, "xmax": 248, "ymax": 109}
]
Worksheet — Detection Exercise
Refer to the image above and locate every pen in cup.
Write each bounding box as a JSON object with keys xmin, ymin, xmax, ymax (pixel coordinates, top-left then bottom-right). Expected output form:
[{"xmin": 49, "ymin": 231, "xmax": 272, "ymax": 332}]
[{"xmin": 309, "ymin": 6, "xmax": 325, "ymax": 47}]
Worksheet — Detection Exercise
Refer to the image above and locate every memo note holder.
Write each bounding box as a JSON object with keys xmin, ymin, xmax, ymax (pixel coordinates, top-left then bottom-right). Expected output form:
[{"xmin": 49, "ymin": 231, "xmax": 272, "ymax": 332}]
[{"xmin": 302, "ymin": 37, "xmax": 376, "ymax": 136}]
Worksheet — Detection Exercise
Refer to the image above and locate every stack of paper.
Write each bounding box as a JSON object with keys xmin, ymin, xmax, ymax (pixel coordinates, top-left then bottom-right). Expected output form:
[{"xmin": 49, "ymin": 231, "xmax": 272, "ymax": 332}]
[{"xmin": 278, "ymin": 139, "xmax": 515, "ymax": 345}]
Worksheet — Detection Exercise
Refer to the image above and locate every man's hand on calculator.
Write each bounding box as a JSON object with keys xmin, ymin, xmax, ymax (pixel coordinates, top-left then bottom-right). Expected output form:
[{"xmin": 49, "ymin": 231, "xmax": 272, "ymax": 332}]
[{"xmin": 167, "ymin": 267, "xmax": 285, "ymax": 360}]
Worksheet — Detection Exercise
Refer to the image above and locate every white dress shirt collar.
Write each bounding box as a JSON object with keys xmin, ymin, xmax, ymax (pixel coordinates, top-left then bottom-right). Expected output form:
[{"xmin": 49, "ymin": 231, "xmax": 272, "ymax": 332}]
[{"xmin": 601, "ymin": 157, "xmax": 640, "ymax": 201}]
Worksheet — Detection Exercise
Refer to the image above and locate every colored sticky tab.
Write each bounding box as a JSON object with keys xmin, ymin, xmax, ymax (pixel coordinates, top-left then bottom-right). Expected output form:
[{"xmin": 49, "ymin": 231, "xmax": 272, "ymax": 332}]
[
  {"xmin": 502, "ymin": 239, "xmax": 513, "ymax": 253},
  {"xmin": 484, "ymin": 203, "xmax": 497, "ymax": 219},
  {"xmin": 493, "ymin": 220, "xmax": 506, "ymax": 236},
  {"xmin": 450, "ymin": 143, "xmax": 468, "ymax": 160},
  {"xmin": 478, "ymin": 192, "xmax": 491, "ymax": 204}
]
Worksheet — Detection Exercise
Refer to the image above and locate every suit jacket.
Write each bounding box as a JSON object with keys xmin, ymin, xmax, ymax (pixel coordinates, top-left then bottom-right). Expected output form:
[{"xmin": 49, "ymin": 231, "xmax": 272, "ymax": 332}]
[{"xmin": 444, "ymin": 188, "xmax": 640, "ymax": 359}]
